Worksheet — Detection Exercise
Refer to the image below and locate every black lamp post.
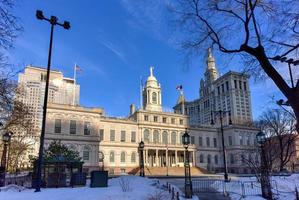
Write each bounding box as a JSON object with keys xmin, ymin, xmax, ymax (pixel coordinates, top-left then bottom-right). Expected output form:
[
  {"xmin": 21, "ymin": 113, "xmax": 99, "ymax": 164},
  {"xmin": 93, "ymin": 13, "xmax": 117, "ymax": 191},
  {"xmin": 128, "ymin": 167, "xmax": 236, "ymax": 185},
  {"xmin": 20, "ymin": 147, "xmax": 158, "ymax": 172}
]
[
  {"xmin": 256, "ymin": 131, "xmax": 273, "ymax": 200},
  {"xmin": 0, "ymin": 131, "xmax": 12, "ymax": 187},
  {"xmin": 35, "ymin": 10, "xmax": 70, "ymax": 192},
  {"xmin": 183, "ymin": 130, "xmax": 192, "ymax": 198},
  {"xmin": 138, "ymin": 141, "xmax": 145, "ymax": 177},
  {"xmin": 211, "ymin": 110, "xmax": 232, "ymax": 182}
]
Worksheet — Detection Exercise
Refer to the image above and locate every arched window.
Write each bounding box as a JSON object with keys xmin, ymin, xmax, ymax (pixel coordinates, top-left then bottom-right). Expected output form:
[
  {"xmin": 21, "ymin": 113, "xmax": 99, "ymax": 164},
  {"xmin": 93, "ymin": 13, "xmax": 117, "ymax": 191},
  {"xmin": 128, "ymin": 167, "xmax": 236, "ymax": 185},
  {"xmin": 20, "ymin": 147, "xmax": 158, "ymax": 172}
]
[
  {"xmin": 68, "ymin": 144, "xmax": 77, "ymax": 151},
  {"xmin": 200, "ymin": 154, "xmax": 204, "ymax": 163},
  {"xmin": 179, "ymin": 132, "xmax": 184, "ymax": 144},
  {"xmin": 121, "ymin": 151, "xmax": 126, "ymax": 163},
  {"xmin": 144, "ymin": 129, "xmax": 150, "ymax": 143},
  {"xmin": 230, "ymin": 154, "xmax": 234, "ymax": 164},
  {"xmin": 153, "ymin": 130, "xmax": 160, "ymax": 144},
  {"xmin": 152, "ymin": 92, "xmax": 157, "ymax": 104},
  {"xmin": 110, "ymin": 151, "xmax": 115, "ymax": 163},
  {"xmin": 207, "ymin": 154, "xmax": 211, "ymax": 164},
  {"xmin": 131, "ymin": 152, "xmax": 136, "ymax": 163},
  {"xmin": 171, "ymin": 132, "xmax": 177, "ymax": 144},
  {"xmin": 214, "ymin": 155, "xmax": 218, "ymax": 165},
  {"xmin": 83, "ymin": 146, "xmax": 91, "ymax": 161},
  {"xmin": 162, "ymin": 131, "xmax": 168, "ymax": 144}
]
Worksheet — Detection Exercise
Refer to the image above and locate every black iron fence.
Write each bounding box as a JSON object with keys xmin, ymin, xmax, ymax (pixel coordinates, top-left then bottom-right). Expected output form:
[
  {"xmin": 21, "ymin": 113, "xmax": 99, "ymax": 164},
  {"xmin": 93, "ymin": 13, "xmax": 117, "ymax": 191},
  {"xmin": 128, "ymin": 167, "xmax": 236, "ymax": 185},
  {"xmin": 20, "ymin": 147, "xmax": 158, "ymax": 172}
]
[
  {"xmin": 192, "ymin": 179, "xmax": 279, "ymax": 198},
  {"xmin": 4, "ymin": 173, "xmax": 32, "ymax": 188}
]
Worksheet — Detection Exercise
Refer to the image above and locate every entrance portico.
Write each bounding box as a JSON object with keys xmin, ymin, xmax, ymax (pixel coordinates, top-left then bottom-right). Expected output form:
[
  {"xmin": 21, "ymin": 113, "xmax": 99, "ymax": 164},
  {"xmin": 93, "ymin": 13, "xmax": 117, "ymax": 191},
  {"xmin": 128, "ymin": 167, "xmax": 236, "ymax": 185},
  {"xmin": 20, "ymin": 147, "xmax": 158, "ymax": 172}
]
[{"xmin": 144, "ymin": 148, "xmax": 195, "ymax": 167}]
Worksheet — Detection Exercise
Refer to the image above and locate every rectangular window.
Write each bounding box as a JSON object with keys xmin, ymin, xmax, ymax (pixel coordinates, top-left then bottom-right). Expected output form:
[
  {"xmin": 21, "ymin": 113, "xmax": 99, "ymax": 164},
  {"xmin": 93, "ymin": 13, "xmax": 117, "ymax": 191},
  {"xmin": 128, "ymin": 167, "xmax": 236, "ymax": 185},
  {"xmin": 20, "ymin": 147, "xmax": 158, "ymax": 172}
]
[
  {"xmin": 99, "ymin": 129, "xmax": 104, "ymax": 141},
  {"xmin": 191, "ymin": 136, "xmax": 195, "ymax": 144},
  {"xmin": 206, "ymin": 137, "xmax": 210, "ymax": 147},
  {"xmin": 179, "ymin": 119, "xmax": 183, "ymax": 125},
  {"xmin": 162, "ymin": 117, "xmax": 167, "ymax": 123},
  {"xmin": 226, "ymin": 81, "xmax": 229, "ymax": 91},
  {"xmin": 121, "ymin": 130, "xmax": 126, "ymax": 142},
  {"xmin": 70, "ymin": 120, "xmax": 76, "ymax": 134},
  {"xmin": 239, "ymin": 81, "xmax": 242, "ymax": 89},
  {"xmin": 217, "ymin": 86, "xmax": 220, "ymax": 95},
  {"xmin": 144, "ymin": 115, "xmax": 149, "ymax": 121},
  {"xmin": 244, "ymin": 82, "xmax": 247, "ymax": 91},
  {"xmin": 131, "ymin": 131, "xmax": 136, "ymax": 142},
  {"xmin": 234, "ymin": 80, "xmax": 237, "ymax": 89},
  {"xmin": 83, "ymin": 151, "xmax": 89, "ymax": 161},
  {"xmin": 221, "ymin": 84, "xmax": 224, "ymax": 93},
  {"xmin": 110, "ymin": 130, "xmax": 115, "ymax": 141},
  {"xmin": 84, "ymin": 122, "xmax": 91, "ymax": 135},
  {"xmin": 239, "ymin": 134, "xmax": 243, "ymax": 145},
  {"xmin": 54, "ymin": 119, "xmax": 61, "ymax": 133},
  {"xmin": 229, "ymin": 136, "xmax": 233, "ymax": 146},
  {"xmin": 247, "ymin": 135, "xmax": 250, "ymax": 145},
  {"xmin": 154, "ymin": 116, "xmax": 158, "ymax": 122},
  {"xmin": 171, "ymin": 118, "xmax": 175, "ymax": 124},
  {"xmin": 199, "ymin": 137, "xmax": 203, "ymax": 146},
  {"xmin": 213, "ymin": 138, "xmax": 217, "ymax": 147}
]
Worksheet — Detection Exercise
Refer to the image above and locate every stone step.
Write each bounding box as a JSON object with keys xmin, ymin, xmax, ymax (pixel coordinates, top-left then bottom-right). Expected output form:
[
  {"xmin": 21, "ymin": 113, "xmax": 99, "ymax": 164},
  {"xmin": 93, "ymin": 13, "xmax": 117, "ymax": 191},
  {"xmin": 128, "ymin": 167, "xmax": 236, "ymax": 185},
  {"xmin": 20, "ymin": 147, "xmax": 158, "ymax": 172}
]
[{"xmin": 135, "ymin": 167, "xmax": 210, "ymax": 176}]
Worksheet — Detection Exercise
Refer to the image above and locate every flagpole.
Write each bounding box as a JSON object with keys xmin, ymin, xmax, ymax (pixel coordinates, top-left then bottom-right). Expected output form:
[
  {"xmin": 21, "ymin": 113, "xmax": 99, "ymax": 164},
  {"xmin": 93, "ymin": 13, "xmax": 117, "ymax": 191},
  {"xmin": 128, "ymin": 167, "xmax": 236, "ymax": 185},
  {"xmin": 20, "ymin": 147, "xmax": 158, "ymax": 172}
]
[
  {"xmin": 181, "ymin": 89, "xmax": 185, "ymax": 115},
  {"xmin": 72, "ymin": 63, "xmax": 77, "ymax": 106},
  {"xmin": 140, "ymin": 76, "xmax": 143, "ymax": 110}
]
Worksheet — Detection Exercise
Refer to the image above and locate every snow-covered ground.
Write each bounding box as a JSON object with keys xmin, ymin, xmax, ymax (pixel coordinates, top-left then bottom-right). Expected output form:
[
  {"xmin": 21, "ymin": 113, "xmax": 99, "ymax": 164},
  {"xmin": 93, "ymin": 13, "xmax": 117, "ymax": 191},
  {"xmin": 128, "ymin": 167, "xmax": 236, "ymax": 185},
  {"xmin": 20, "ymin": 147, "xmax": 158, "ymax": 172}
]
[
  {"xmin": 0, "ymin": 176, "xmax": 198, "ymax": 200},
  {"xmin": 223, "ymin": 174, "xmax": 299, "ymax": 200}
]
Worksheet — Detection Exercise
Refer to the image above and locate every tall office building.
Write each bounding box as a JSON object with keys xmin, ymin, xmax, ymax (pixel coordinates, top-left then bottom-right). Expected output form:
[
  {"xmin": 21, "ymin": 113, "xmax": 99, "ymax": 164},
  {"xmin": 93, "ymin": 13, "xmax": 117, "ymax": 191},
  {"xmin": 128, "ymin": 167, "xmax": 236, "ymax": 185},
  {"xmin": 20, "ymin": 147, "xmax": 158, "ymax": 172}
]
[
  {"xmin": 18, "ymin": 66, "xmax": 80, "ymax": 130},
  {"xmin": 174, "ymin": 49, "xmax": 253, "ymax": 126}
]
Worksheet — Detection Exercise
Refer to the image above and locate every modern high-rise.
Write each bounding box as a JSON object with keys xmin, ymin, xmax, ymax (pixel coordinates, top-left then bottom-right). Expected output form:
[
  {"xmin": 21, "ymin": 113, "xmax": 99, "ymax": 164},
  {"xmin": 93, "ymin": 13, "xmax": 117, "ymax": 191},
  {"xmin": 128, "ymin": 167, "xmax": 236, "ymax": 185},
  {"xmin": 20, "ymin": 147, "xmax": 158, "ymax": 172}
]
[
  {"xmin": 174, "ymin": 49, "xmax": 253, "ymax": 126},
  {"xmin": 18, "ymin": 66, "xmax": 80, "ymax": 131}
]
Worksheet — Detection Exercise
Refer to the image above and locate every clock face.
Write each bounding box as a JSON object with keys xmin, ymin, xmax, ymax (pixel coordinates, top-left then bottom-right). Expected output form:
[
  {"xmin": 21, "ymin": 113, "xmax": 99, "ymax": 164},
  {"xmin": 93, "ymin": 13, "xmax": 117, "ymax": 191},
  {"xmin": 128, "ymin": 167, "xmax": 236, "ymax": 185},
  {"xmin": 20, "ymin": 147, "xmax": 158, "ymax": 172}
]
[{"xmin": 99, "ymin": 152, "xmax": 104, "ymax": 161}]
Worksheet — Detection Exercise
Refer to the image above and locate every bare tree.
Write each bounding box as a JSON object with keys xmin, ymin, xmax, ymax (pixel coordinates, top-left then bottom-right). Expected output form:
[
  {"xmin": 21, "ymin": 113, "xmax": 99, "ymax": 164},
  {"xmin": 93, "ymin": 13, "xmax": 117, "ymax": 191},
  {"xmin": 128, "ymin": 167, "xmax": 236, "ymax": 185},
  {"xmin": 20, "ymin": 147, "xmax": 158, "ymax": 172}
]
[
  {"xmin": 0, "ymin": 77, "xmax": 36, "ymax": 172},
  {"xmin": 172, "ymin": 0, "xmax": 299, "ymax": 131},
  {"xmin": 259, "ymin": 108, "xmax": 297, "ymax": 172},
  {"xmin": 0, "ymin": 0, "xmax": 22, "ymax": 49}
]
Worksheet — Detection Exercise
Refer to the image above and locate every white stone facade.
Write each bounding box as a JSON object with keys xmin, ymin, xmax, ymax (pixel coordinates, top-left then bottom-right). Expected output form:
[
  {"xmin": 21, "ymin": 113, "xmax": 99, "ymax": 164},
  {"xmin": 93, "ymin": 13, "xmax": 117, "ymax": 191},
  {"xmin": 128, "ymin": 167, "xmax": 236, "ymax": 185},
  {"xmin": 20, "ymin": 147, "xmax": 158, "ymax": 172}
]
[
  {"xmin": 40, "ymin": 66, "xmax": 258, "ymax": 175},
  {"xmin": 174, "ymin": 49, "xmax": 253, "ymax": 126},
  {"xmin": 18, "ymin": 66, "xmax": 80, "ymax": 131}
]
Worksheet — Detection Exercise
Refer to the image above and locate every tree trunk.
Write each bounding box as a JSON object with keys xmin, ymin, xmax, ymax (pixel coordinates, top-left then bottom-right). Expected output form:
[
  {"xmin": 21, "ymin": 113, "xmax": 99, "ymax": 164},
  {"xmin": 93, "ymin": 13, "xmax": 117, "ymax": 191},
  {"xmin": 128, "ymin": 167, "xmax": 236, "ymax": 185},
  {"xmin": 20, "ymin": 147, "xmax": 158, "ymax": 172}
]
[{"xmin": 241, "ymin": 45, "xmax": 299, "ymax": 133}]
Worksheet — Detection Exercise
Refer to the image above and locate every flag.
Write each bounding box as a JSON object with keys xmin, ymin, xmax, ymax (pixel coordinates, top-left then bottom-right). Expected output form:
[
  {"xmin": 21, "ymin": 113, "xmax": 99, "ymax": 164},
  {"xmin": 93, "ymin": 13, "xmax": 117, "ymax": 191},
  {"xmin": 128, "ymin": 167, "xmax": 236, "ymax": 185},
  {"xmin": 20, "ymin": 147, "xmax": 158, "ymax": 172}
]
[
  {"xmin": 75, "ymin": 65, "xmax": 82, "ymax": 71},
  {"xmin": 176, "ymin": 85, "xmax": 183, "ymax": 90}
]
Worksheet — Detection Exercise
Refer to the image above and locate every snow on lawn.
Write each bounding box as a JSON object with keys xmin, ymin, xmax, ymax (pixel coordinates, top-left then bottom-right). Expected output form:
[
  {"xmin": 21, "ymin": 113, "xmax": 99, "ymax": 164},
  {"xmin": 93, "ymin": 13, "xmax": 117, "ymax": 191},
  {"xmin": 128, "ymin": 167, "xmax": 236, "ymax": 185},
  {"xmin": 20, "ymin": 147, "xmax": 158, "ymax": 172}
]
[
  {"xmin": 0, "ymin": 176, "xmax": 158, "ymax": 200},
  {"xmin": 0, "ymin": 176, "xmax": 197, "ymax": 200},
  {"xmin": 223, "ymin": 174, "xmax": 299, "ymax": 200}
]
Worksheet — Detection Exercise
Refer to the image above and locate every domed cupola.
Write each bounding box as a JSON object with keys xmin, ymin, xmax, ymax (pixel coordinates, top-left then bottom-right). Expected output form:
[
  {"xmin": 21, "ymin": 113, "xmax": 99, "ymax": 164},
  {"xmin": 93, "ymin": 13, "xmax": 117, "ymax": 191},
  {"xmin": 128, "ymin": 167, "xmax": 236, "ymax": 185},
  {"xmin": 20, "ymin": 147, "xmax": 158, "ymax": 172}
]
[{"xmin": 142, "ymin": 67, "xmax": 162, "ymax": 112}]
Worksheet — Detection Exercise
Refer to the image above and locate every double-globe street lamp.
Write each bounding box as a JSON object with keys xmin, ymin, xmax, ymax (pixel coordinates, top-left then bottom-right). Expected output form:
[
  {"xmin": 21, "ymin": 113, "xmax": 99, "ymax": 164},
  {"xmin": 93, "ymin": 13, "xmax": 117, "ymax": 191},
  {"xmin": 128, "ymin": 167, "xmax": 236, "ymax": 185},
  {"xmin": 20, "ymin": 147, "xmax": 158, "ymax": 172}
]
[
  {"xmin": 182, "ymin": 129, "xmax": 192, "ymax": 198},
  {"xmin": 35, "ymin": 10, "xmax": 70, "ymax": 192},
  {"xmin": 0, "ymin": 131, "xmax": 12, "ymax": 187},
  {"xmin": 256, "ymin": 131, "xmax": 273, "ymax": 200},
  {"xmin": 211, "ymin": 110, "xmax": 232, "ymax": 182},
  {"xmin": 138, "ymin": 141, "xmax": 145, "ymax": 177}
]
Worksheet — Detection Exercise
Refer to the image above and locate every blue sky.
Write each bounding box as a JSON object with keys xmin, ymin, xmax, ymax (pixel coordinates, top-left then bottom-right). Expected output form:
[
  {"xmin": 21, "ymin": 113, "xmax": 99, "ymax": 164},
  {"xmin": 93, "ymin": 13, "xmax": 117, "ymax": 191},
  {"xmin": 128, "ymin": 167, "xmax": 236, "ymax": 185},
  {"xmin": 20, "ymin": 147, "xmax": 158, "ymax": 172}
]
[{"xmin": 8, "ymin": 0, "xmax": 286, "ymax": 118}]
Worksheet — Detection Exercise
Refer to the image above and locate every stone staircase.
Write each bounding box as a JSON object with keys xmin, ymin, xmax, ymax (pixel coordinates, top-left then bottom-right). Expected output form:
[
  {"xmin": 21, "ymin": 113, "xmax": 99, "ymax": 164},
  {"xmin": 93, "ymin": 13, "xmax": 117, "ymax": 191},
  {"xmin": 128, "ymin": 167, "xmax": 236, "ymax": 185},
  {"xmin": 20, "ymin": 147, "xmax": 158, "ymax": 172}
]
[{"xmin": 134, "ymin": 166, "xmax": 210, "ymax": 176}]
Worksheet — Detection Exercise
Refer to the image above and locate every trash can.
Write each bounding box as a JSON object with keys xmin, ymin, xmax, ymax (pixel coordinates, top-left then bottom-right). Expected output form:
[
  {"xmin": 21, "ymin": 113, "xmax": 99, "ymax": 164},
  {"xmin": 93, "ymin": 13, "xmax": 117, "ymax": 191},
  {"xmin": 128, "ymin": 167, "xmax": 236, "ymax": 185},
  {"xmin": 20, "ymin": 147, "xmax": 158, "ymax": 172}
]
[
  {"xmin": 90, "ymin": 171, "xmax": 108, "ymax": 187},
  {"xmin": 71, "ymin": 172, "xmax": 86, "ymax": 187}
]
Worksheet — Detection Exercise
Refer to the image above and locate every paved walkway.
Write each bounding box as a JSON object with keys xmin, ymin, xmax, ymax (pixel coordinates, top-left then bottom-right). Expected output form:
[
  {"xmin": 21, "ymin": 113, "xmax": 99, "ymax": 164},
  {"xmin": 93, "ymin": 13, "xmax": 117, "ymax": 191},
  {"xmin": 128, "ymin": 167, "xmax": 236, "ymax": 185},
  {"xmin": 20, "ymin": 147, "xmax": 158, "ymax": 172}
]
[
  {"xmin": 158, "ymin": 178, "xmax": 231, "ymax": 200},
  {"xmin": 195, "ymin": 190, "xmax": 231, "ymax": 200}
]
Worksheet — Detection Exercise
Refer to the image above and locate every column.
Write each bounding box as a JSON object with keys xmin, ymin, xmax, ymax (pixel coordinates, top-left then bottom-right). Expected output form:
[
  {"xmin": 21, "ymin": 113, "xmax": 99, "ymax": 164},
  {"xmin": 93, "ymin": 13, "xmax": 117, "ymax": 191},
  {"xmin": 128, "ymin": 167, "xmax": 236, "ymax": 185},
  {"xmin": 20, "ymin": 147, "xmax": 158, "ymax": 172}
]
[
  {"xmin": 193, "ymin": 151, "xmax": 196, "ymax": 167},
  {"xmin": 155, "ymin": 149, "xmax": 159, "ymax": 167},
  {"xmin": 175, "ymin": 150, "xmax": 177, "ymax": 166},
  {"xmin": 146, "ymin": 149, "xmax": 149, "ymax": 167},
  {"xmin": 166, "ymin": 149, "xmax": 168, "ymax": 167}
]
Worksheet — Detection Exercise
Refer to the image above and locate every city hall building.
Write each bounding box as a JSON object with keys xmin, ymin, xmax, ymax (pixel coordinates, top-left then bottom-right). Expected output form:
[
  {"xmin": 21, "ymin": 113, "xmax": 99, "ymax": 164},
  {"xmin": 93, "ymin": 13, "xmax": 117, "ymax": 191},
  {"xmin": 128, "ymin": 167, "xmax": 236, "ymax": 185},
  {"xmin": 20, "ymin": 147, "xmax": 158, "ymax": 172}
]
[{"xmin": 20, "ymin": 49, "xmax": 259, "ymax": 175}]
